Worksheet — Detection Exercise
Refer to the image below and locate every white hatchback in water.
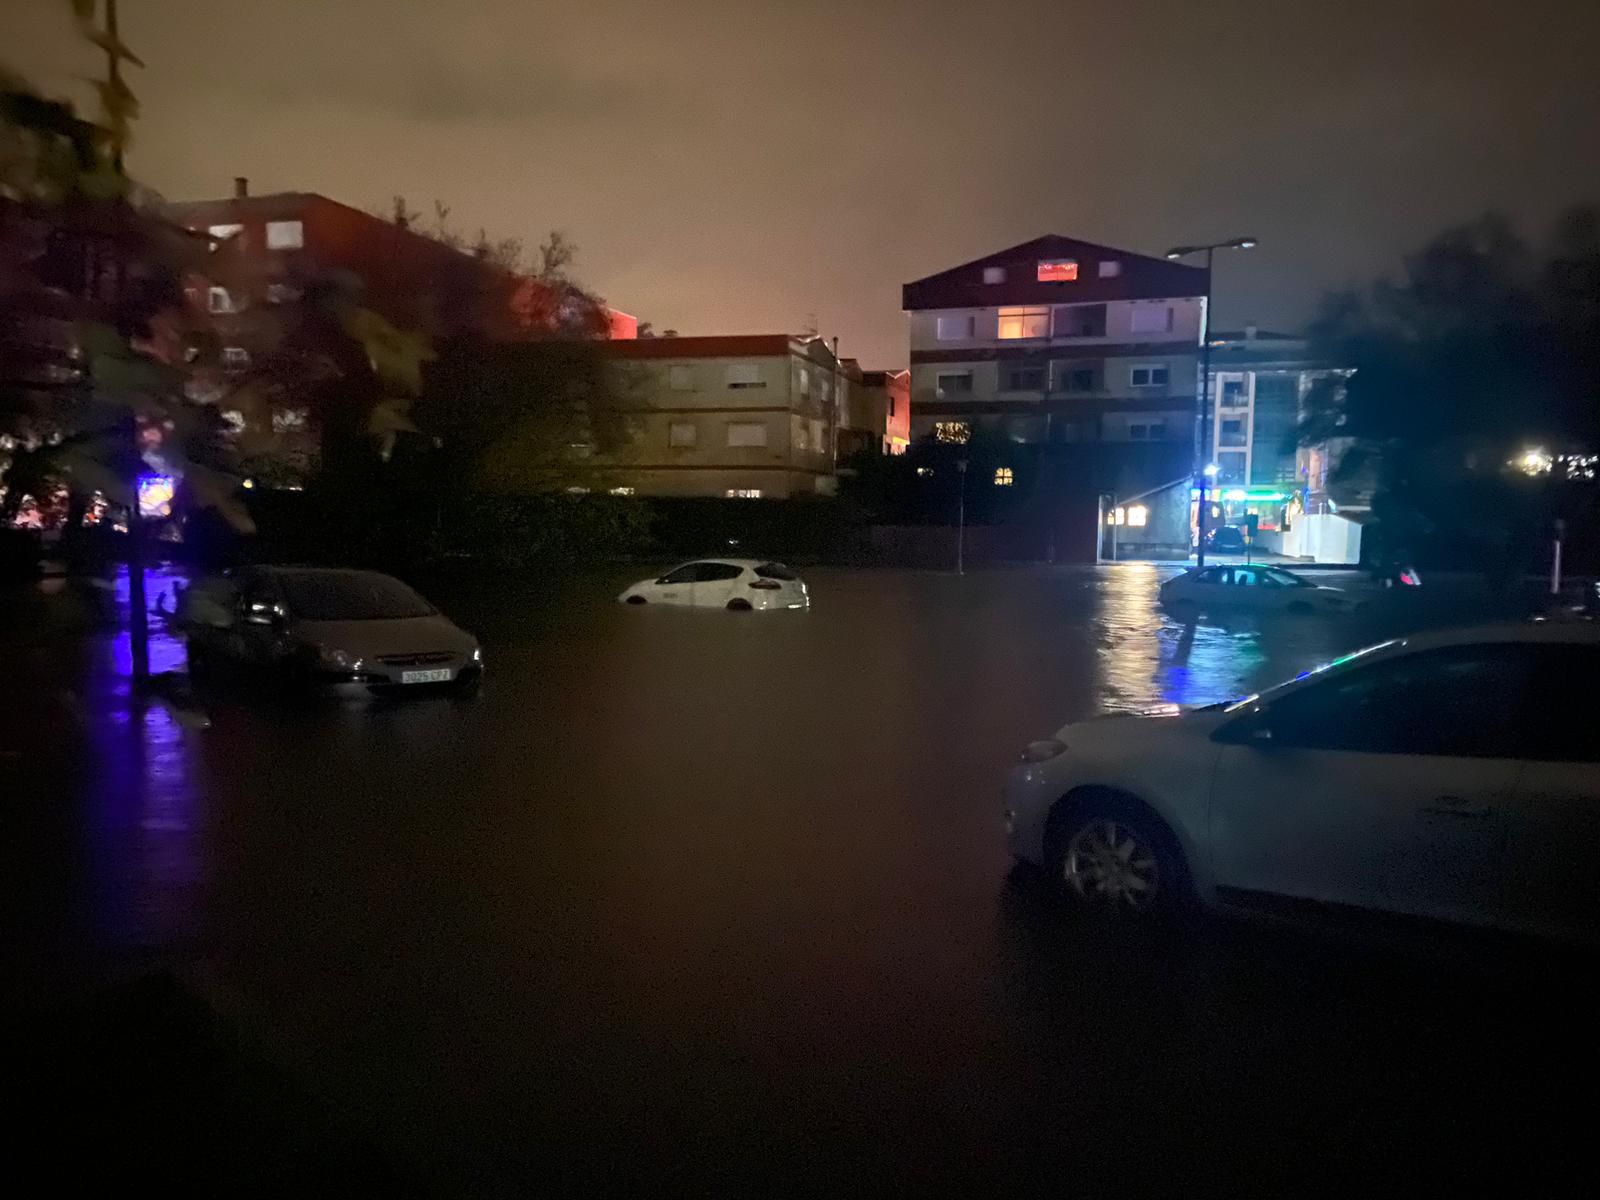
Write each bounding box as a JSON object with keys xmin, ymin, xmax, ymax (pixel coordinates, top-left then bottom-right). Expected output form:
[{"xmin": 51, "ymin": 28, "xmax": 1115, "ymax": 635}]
[
  {"xmin": 618, "ymin": 559, "xmax": 809, "ymax": 610},
  {"xmin": 1004, "ymin": 622, "xmax": 1600, "ymax": 944},
  {"xmin": 1160, "ymin": 563, "xmax": 1357, "ymax": 614}
]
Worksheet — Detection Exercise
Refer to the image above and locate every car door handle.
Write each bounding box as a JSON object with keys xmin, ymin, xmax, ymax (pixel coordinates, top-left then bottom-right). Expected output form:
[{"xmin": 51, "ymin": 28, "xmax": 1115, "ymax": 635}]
[{"xmin": 1419, "ymin": 795, "xmax": 1491, "ymax": 819}]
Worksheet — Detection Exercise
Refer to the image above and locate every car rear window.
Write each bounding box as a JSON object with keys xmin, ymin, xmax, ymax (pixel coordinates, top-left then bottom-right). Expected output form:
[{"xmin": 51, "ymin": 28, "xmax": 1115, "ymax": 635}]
[
  {"xmin": 755, "ymin": 563, "xmax": 797, "ymax": 581},
  {"xmin": 697, "ymin": 563, "xmax": 745, "ymax": 582}
]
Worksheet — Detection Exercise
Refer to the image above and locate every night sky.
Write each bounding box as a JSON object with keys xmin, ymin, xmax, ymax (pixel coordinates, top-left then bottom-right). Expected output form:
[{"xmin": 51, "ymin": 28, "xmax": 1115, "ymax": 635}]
[{"xmin": 5, "ymin": 0, "xmax": 1598, "ymax": 366}]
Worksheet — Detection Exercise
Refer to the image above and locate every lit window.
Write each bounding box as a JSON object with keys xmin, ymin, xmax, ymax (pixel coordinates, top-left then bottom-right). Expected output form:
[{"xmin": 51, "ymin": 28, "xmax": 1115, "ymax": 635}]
[
  {"xmin": 726, "ymin": 421, "xmax": 768, "ymax": 447},
  {"xmin": 668, "ymin": 421, "xmax": 697, "ymax": 447},
  {"xmin": 934, "ymin": 421, "xmax": 971, "ymax": 444},
  {"xmin": 1130, "ymin": 305, "xmax": 1174, "ymax": 334},
  {"xmin": 916, "ymin": 466, "xmax": 933, "ymax": 477},
  {"xmin": 1098, "ymin": 260, "xmax": 1121, "ymax": 279},
  {"xmin": 608, "ymin": 486, "xmax": 636, "ymax": 496},
  {"xmin": 997, "ymin": 306, "xmax": 1050, "ymax": 339},
  {"xmin": 1107, "ymin": 507, "xmax": 1124, "ymax": 526},
  {"xmin": 936, "ymin": 314, "xmax": 975, "ymax": 341},
  {"xmin": 993, "ymin": 467, "xmax": 1014, "ymax": 487},
  {"xmin": 1037, "ymin": 260, "xmax": 1078, "ymax": 282},
  {"xmin": 208, "ymin": 223, "xmax": 242, "ymax": 241},
  {"xmin": 724, "ymin": 364, "xmax": 765, "ymax": 389},
  {"xmin": 221, "ymin": 346, "xmax": 250, "ymax": 371},
  {"xmin": 935, "ymin": 371, "xmax": 973, "ymax": 397},
  {"xmin": 668, "ymin": 365, "xmax": 695, "ymax": 391},
  {"xmin": 982, "ymin": 266, "xmax": 1007, "ymax": 284},
  {"xmin": 1127, "ymin": 504, "xmax": 1148, "ymax": 527},
  {"xmin": 725, "ymin": 488, "xmax": 763, "ymax": 499},
  {"xmin": 1130, "ymin": 365, "xmax": 1169, "ymax": 388},
  {"xmin": 208, "ymin": 286, "xmax": 234, "ymax": 313},
  {"xmin": 265, "ymin": 220, "xmax": 304, "ymax": 250}
]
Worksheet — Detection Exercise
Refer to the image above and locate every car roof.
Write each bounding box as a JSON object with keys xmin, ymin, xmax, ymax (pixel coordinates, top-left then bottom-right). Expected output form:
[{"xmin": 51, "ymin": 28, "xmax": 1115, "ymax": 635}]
[
  {"xmin": 1385, "ymin": 620, "xmax": 1600, "ymax": 650},
  {"xmin": 672, "ymin": 558, "xmax": 776, "ymax": 569}
]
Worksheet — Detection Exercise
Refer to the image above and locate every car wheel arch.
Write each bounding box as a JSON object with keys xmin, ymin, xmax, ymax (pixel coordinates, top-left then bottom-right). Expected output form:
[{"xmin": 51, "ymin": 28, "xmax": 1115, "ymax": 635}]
[{"xmin": 1043, "ymin": 785, "xmax": 1200, "ymax": 907}]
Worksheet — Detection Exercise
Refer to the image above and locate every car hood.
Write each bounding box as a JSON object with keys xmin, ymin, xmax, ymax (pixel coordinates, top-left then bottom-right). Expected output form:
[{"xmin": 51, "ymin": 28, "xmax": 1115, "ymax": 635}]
[
  {"xmin": 292, "ymin": 614, "xmax": 476, "ymax": 658},
  {"xmin": 1059, "ymin": 705, "xmax": 1230, "ymax": 744}
]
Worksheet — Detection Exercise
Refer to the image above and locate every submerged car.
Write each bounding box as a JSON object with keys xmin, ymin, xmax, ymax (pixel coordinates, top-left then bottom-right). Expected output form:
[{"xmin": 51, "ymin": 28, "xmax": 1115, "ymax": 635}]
[
  {"xmin": 1004, "ymin": 622, "xmax": 1600, "ymax": 944},
  {"xmin": 180, "ymin": 566, "xmax": 482, "ymax": 692},
  {"xmin": 1160, "ymin": 563, "xmax": 1357, "ymax": 614},
  {"xmin": 618, "ymin": 559, "xmax": 809, "ymax": 610}
]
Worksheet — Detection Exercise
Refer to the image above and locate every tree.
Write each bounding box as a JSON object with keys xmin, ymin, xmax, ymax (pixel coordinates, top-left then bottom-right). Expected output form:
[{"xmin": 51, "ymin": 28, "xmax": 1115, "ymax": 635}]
[{"xmin": 1301, "ymin": 208, "xmax": 1600, "ymax": 577}]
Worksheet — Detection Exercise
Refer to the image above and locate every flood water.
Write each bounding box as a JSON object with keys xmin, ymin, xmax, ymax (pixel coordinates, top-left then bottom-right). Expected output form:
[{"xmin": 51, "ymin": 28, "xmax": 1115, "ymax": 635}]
[{"xmin": 2, "ymin": 564, "xmax": 1587, "ymax": 1192}]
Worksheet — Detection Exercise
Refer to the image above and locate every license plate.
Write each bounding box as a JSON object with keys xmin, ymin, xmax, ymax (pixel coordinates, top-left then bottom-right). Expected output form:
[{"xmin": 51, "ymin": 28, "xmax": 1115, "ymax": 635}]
[{"xmin": 401, "ymin": 668, "xmax": 453, "ymax": 684}]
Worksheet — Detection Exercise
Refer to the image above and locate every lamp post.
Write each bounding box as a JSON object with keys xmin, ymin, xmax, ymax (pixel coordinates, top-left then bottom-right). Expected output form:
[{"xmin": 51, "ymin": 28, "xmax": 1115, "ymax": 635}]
[
  {"xmin": 1165, "ymin": 237, "xmax": 1257, "ymax": 567},
  {"xmin": 955, "ymin": 459, "xmax": 968, "ymax": 576}
]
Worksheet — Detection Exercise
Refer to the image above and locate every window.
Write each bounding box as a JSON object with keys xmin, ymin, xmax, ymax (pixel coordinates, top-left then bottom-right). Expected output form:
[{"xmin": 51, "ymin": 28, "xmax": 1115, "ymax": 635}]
[
  {"xmin": 791, "ymin": 415, "xmax": 809, "ymax": 452},
  {"xmin": 668, "ymin": 365, "xmax": 695, "ymax": 391},
  {"xmin": 1129, "ymin": 422, "xmax": 1167, "ymax": 441},
  {"xmin": 608, "ymin": 486, "xmax": 635, "ymax": 496},
  {"xmin": 698, "ymin": 562, "xmax": 745, "ymax": 581},
  {"xmin": 725, "ymin": 488, "xmax": 763, "ymax": 499},
  {"xmin": 726, "ymin": 421, "xmax": 768, "ymax": 447},
  {"xmin": 1221, "ymin": 379, "xmax": 1248, "ymax": 406},
  {"xmin": 935, "ymin": 371, "xmax": 973, "ymax": 397},
  {"xmin": 207, "ymin": 223, "xmax": 242, "ymax": 241},
  {"xmin": 1098, "ymin": 260, "xmax": 1121, "ymax": 279},
  {"xmin": 1036, "ymin": 259, "xmax": 1078, "ymax": 282},
  {"xmin": 936, "ymin": 314, "xmax": 975, "ymax": 341},
  {"xmin": 997, "ymin": 307, "xmax": 1050, "ymax": 340},
  {"xmin": 993, "ymin": 467, "xmax": 1014, "ymax": 486},
  {"xmin": 1053, "ymin": 362, "xmax": 1098, "ymax": 393},
  {"xmin": 1226, "ymin": 567, "xmax": 1260, "ymax": 587},
  {"xmin": 1126, "ymin": 504, "xmax": 1148, "ymax": 527},
  {"xmin": 1003, "ymin": 365, "xmax": 1045, "ymax": 391},
  {"xmin": 724, "ymin": 363, "xmax": 765, "ymax": 389},
  {"xmin": 982, "ymin": 266, "xmax": 1007, "ymax": 285},
  {"xmin": 755, "ymin": 562, "xmax": 798, "ymax": 580},
  {"xmin": 1253, "ymin": 646, "xmax": 1539, "ymax": 758},
  {"xmin": 1053, "ymin": 303, "xmax": 1107, "ymax": 338},
  {"xmin": 1130, "ymin": 305, "xmax": 1174, "ymax": 334},
  {"xmin": 1130, "ymin": 365, "xmax": 1170, "ymax": 388},
  {"xmin": 668, "ymin": 421, "xmax": 697, "ymax": 448},
  {"xmin": 265, "ymin": 220, "xmax": 304, "ymax": 250},
  {"xmin": 1263, "ymin": 568, "xmax": 1310, "ymax": 588},
  {"xmin": 221, "ymin": 346, "xmax": 250, "ymax": 371},
  {"xmin": 208, "ymin": 286, "xmax": 234, "ymax": 314},
  {"xmin": 796, "ymin": 366, "xmax": 809, "ymax": 394},
  {"xmin": 660, "ymin": 563, "xmax": 702, "ymax": 585},
  {"xmin": 934, "ymin": 421, "xmax": 971, "ymax": 444}
]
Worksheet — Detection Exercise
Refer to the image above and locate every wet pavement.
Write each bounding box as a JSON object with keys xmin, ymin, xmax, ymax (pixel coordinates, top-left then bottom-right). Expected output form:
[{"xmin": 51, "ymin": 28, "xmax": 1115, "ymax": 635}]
[{"xmin": 2, "ymin": 564, "xmax": 1589, "ymax": 1193}]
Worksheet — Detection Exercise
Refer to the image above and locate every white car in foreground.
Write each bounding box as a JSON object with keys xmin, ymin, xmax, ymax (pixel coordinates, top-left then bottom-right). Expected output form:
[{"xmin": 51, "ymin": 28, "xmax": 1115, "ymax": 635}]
[
  {"xmin": 1004, "ymin": 622, "xmax": 1600, "ymax": 944},
  {"xmin": 1160, "ymin": 563, "xmax": 1357, "ymax": 614},
  {"xmin": 618, "ymin": 559, "xmax": 809, "ymax": 610}
]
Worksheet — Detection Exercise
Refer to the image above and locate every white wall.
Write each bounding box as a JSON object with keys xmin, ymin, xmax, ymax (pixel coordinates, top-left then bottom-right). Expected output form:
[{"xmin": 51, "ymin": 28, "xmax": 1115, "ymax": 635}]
[{"xmin": 1282, "ymin": 513, "xmax": 1363, "ymax": 564}]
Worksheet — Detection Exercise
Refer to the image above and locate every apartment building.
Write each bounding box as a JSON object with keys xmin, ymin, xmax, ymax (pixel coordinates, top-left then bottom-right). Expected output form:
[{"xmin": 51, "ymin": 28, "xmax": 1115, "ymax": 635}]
[
  {"xmin": 596, "ymin": 335, "xmax": 846, "ymax": 498},
  {"xmin": 902, "ymin": 235, "xmax": 1208, "ymax": 447},
  {"xmin": 840, "ymin": 364, "xmax": 911, "ymax": 458}
]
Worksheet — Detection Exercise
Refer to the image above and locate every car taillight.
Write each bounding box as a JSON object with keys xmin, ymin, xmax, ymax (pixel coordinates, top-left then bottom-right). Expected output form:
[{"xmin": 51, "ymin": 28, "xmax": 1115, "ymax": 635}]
[{"xmin": 749, "ymin": 579, "xmax": 781, "ymax": 590}]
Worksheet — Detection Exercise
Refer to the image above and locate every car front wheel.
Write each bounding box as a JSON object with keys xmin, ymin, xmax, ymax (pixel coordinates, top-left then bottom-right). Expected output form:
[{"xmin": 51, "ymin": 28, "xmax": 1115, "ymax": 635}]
[{"xmin": 1048, "ymin": 796, "xmax": 1189, "ymax": 916}]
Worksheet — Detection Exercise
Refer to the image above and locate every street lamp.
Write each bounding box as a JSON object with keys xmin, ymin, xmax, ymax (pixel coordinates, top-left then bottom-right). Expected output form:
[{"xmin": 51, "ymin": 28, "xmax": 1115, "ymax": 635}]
[{"xmin": 1166, "ymin": 237, "xmax": 1258, "ymax": 567}]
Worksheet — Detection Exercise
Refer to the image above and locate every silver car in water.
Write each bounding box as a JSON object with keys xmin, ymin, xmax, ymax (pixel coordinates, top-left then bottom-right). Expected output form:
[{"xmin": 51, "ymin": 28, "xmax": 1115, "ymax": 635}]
[{"xmin": 181, "ymin": 566, "xmax": 483, "ymax": 692}]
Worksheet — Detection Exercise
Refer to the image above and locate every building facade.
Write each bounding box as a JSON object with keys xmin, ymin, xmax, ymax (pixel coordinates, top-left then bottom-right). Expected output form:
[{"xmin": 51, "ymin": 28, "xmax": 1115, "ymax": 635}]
[
  {"xmin": 841, "ymin": 365, "xmax": 911, "ymax": 458},
  {"xmin": 593, "ymin": 335, "xmax": 847, "ymax": 498},
  {"xmin": 902, "ymin": 235, "xmax": 1209, "ymax": 447}
]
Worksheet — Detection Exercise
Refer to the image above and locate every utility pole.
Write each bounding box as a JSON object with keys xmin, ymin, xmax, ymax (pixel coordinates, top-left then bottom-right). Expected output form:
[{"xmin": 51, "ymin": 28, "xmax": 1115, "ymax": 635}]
[{"xmin": 955, "ymin": 459, "xmax": 968, "ymax": 576}]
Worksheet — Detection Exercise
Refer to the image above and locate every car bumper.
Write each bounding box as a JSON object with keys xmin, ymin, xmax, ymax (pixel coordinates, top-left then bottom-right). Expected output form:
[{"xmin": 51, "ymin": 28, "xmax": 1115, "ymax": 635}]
[
  {"xmin": 314, "ymin": 661, "xmax": 481, "ymax": 690},
  {"xmin": 1003, "ymin": 759, "xmax": 1063, "ymax": 865}
]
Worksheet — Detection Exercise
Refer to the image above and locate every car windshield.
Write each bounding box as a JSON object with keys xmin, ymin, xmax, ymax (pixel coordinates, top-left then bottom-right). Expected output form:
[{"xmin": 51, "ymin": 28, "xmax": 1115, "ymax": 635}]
[
  {"xmin": 279, "ymin": 571, "xmax": 436, "ymax": 621},
  {"xmin": 1223, "ymin": 639, "xmax": 1400, "ymax": 711},
  {"xmin": 1263, "ymin": 568, "xmax": 1309, "ymax": 587}
]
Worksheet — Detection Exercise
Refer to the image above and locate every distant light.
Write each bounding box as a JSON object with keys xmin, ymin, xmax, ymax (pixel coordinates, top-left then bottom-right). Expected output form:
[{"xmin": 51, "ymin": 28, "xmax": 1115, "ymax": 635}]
[
  {"xmin": 137, "ymin": 473, "xmax": 174, "ymax": 519},
  {"xmin": 1514, "ymin": 447, "xmax": 1554, "ymax": 476},
  {"xmin": 241, "ymin": 478, "xmax": 255, "ymax": 490},
  {"xmin": 1127, "ymin": 504, "xmax": 1149, "ymax": 527},
  {"xmin": 1223, "ymin": 488, "xmax": 1248, "ymax": 501},
  {"xmin": 1203, "ymin": 463, "xmax": 1220, "ymax": 477},
  {"xmin": 1235, "ymin": 238, "xmax": 1259, "ymax": 250}
]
